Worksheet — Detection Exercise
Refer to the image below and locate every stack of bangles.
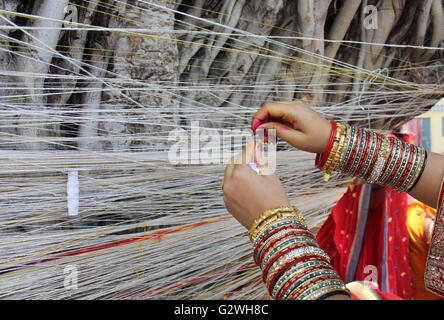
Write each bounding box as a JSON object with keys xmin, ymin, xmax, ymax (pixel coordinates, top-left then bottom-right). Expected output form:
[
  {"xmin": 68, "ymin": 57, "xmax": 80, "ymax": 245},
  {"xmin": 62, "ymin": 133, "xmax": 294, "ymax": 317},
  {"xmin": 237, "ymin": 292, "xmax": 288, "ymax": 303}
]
[
  {"xmin": 315, "ymin": 121, "xmax": 428, "ymax": 192},
  {"xmin": 249, "ymin": 206, "xmax": 351, "ymax": 300}
]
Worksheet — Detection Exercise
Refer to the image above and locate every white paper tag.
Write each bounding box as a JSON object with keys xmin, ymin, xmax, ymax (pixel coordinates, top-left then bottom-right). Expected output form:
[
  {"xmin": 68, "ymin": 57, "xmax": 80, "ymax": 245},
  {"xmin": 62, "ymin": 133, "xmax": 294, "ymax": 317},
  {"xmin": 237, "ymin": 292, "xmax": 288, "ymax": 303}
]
[
  {"xmin": 67, "ymin": 170, "xmax": 79, "ymax": 217},
  {"xmin": 249, "ymin": 162, "xmax": 259, "ymax": 173}
]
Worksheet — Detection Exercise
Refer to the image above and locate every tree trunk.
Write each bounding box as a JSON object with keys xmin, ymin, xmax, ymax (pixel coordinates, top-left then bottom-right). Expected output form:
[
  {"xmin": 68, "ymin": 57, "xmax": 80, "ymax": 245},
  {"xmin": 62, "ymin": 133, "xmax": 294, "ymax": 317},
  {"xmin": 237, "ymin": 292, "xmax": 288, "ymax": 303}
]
[{"xmin": 0, "ymin": 0, "xmax": 441, "ymax": 150}]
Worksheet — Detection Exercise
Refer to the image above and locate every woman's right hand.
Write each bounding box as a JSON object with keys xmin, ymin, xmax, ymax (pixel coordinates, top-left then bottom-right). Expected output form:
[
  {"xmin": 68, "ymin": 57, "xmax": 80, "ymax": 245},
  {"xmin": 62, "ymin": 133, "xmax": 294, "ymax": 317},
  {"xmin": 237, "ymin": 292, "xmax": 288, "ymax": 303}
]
[{"xmin": 252, "ymin": 100, "xmax": 332, "ymax": 154}]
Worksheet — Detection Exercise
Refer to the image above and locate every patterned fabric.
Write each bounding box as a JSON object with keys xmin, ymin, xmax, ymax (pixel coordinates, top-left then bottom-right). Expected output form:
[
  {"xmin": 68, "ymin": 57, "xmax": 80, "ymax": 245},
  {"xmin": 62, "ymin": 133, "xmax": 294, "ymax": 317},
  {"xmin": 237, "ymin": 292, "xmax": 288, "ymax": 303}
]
[
  {"xmin": 424, "ymin": 175, "xmax": 444, "ymax": 298},
  {"xmin": 316, "ymin": 183, "xmax": 414, "ymax": 299},
  {"xmin": 406, "ymin": 200, "xmax": 442, "ymax": 300}
]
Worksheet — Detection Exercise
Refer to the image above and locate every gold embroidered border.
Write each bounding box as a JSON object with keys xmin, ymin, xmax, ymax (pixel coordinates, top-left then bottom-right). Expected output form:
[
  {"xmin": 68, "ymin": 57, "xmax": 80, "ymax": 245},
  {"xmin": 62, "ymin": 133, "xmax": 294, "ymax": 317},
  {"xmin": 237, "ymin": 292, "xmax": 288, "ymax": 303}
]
[{"xmin": 424, "ymin": 174, "xmax": 444, "ymax": 298}]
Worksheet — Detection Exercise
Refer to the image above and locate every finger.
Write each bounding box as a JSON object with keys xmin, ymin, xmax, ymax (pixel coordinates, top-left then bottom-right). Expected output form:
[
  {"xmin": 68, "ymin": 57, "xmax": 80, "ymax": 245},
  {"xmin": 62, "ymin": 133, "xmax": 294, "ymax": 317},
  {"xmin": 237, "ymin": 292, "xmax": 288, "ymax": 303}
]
[
  {"xmin": 233, "ymin": 141, "xmax": 256, "ymax": 166},
  {"xmin": 252, "ymin": 141, "xmax": 274, "ymax": 175},
  {"xmin": 224, "ymin": 156, "xmax": 236, "ymax": 180},
  {"xmin": 256, "ymin": 122, "xmax": 305, "ymax": 147},
  {"xmin": 252, "ymin": 102, "xmax": 298, "ymax": 134},
  {"xmin": 225, "ymin": 142, "xmax": 256, "ymax": 181},
  {"xmin": 254, "ymin": 141, "xmax": 267, "ymax": 168},
  {"xmin": 258, "ymin": 165, "xmax": 275, "ymax": 176}
]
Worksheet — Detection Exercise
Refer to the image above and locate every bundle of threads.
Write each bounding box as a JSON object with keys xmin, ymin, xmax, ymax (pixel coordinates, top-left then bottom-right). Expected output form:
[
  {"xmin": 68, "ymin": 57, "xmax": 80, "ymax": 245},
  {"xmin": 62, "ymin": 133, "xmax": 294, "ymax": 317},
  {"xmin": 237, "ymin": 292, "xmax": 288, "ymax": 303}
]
[
  {"xmin": 316, "ymin": 121, "xmax": 427, "ymax": 193},
  {"xmin": 249, "ymin": 206, "xmax": 350, "ymax": 300}
]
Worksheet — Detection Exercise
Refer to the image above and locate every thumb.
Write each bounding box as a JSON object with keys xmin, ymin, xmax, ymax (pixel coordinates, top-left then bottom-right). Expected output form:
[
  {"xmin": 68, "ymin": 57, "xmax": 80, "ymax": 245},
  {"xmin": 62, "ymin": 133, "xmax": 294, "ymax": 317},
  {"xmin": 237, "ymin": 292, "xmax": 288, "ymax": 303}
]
[
  {"xmin": 256, "ymin": 122, "xmax": 305, "ymax": 148},
  {"xmin": 233, "ymin": 141, "xmax": 256, "ymax": 165}
]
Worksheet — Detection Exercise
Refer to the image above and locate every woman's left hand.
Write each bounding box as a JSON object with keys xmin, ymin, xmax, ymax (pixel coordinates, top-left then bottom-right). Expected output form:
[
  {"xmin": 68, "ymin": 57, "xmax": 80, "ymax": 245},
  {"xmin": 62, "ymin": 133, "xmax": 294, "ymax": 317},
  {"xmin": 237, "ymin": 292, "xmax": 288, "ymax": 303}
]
[{"xmin": 222, "ymin": 142, "xmax": 290, "ymax": 230}]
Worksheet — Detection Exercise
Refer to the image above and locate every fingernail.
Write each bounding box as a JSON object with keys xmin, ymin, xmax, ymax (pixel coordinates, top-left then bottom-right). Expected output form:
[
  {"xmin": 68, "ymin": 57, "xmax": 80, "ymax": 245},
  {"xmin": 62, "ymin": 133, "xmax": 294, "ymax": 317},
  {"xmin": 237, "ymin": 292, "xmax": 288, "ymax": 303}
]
[
  {"xmin": 252, "ymin": 119, "xmax": 262, "ymax": 134},
  {"xmin": 256, "ymin": 123, "xmax": 267, "ymax": 131}
]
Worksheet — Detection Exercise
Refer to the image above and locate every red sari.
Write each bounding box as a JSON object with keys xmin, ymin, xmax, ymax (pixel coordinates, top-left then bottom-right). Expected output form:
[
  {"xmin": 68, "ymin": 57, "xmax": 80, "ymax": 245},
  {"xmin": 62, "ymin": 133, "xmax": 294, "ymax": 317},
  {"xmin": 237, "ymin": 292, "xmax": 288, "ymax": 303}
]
[{"xmin": 316, "ymin": 183, "xmax": 414, "ymax": 300}]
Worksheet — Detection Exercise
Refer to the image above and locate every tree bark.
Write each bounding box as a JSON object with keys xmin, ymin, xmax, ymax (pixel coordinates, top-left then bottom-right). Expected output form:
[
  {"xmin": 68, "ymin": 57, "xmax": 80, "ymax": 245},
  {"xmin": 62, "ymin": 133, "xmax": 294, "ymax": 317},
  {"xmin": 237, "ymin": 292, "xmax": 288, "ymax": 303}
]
[
  {"xmin": 14, "ymin": 0, "xmax": 69, "ymax": 150},
  {"xmin": 0, "ymin": 0, "xmax": 441, "ymax": 147}
]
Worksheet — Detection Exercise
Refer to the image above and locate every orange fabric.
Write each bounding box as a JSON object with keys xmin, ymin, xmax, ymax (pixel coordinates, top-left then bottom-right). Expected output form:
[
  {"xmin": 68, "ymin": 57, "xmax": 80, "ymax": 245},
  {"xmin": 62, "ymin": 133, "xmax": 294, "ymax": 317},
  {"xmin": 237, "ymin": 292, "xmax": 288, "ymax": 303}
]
[{"xmin": 406, "ymin": 200, "xmax": 441, "ymax": 300}]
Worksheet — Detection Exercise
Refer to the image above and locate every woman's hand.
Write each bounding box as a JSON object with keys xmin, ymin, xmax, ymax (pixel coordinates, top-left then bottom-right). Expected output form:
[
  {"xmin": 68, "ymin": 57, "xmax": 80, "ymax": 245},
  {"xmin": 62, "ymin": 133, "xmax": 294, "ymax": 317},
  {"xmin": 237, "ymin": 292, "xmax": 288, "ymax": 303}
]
[
  {"xmin": 252, "ymin": 100, "xmax": 331, "ymax": 154},
  {"xmin": 423, "ymin": 213, "xmax": 435, "ymax": 245},
  {"xmin": 222, "ymin": 143, "xmax": 290, "ymax": 230}
]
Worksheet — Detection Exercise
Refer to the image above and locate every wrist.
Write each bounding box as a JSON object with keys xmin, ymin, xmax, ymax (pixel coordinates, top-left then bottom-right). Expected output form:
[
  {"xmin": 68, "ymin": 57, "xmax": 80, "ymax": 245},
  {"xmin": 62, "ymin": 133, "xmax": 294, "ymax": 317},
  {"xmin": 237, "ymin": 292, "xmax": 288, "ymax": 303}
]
[
  {"xmin": 320, "ymin": 120, "xmax": 333, "ymax": 154},
  {"xmin": 250, "ymin": 207, "xmax": 351, "ymax": 300}
]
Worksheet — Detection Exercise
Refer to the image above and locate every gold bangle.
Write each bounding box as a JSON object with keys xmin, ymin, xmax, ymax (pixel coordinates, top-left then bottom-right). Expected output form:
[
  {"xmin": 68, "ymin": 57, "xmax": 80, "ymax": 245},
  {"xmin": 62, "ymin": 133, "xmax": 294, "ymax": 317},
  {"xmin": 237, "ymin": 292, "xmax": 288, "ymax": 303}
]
[
  {"xmin": 252, "ymin": 216, "xmax": 308, "ymax": 246},
  {"xmin": 330, "ymin": 123, "xmax": 347, "ymax": 172},
  {"xmin": 249, "ymin": 206, "xmax": 301, "ymax": 235},
  {"xmin": 322, "ymin": 123, "xmax": 345, "ymax": 173},
  {"xmin": 249, "ymin": 211, "xmax": 305, "ymax": 244},
  {"xmin": 248, "ymin": 206, "xmax": 304, "ymax": 242},
  {"xmin": 330, "ymin": 124, "xmax": 347, "ymax": 173}
]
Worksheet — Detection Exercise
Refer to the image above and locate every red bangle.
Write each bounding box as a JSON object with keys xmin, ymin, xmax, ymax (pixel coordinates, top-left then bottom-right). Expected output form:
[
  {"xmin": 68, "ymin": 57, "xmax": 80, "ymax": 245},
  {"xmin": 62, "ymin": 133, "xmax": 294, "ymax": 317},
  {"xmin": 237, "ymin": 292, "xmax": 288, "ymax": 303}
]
[
  {"xmin": 316, "ymin": 121, "xmax": 337, "ymax": 169},
  {"xmin": 363, "ymin": 134, "xmax": 382, "ymax": 181},
  {"xmin": 352, "ymin": 130, "xmax": 371, "ymax": 177},
  {"xmin": 378, "ymin": 136, "xmax": 397, "ymax": 179},
  {"xmin": 258, "ymin": 229, "xmax": 317, "ymax": 264},
  {"xmin": 262, "ymin": 243, "xmax": 316, "ymax": 283},
  {"xmin": 286, "ymin": 273, "xmax": 340, "ymax": 300},
  {"xmin": 258, "ymin": 230, "xmax": 317, "ymax": 266},
  {"xmin": 277, "ymin": 263, "xmax": 336, "ymax": 300},
  {"xmin": 270, "ymin": 261, "xmax": 329, "ymax": 297},
  {"xmin": 253, "ymin": 225, "xmax": 303, "ymax": 264},
  {"xmin": 384, "ymin": 140, "xmax": 405, "ymax": 186},
  {"xmin": 343, "ymin": 128, "xmax": 362, "ymax": 174},
  {"xmin": 270, "ymin": 256, "xmax": 332, "ymax": 297},
  {"xmin": 393, "ymin": 144, "xmax": 416, "ymax": 190}
]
